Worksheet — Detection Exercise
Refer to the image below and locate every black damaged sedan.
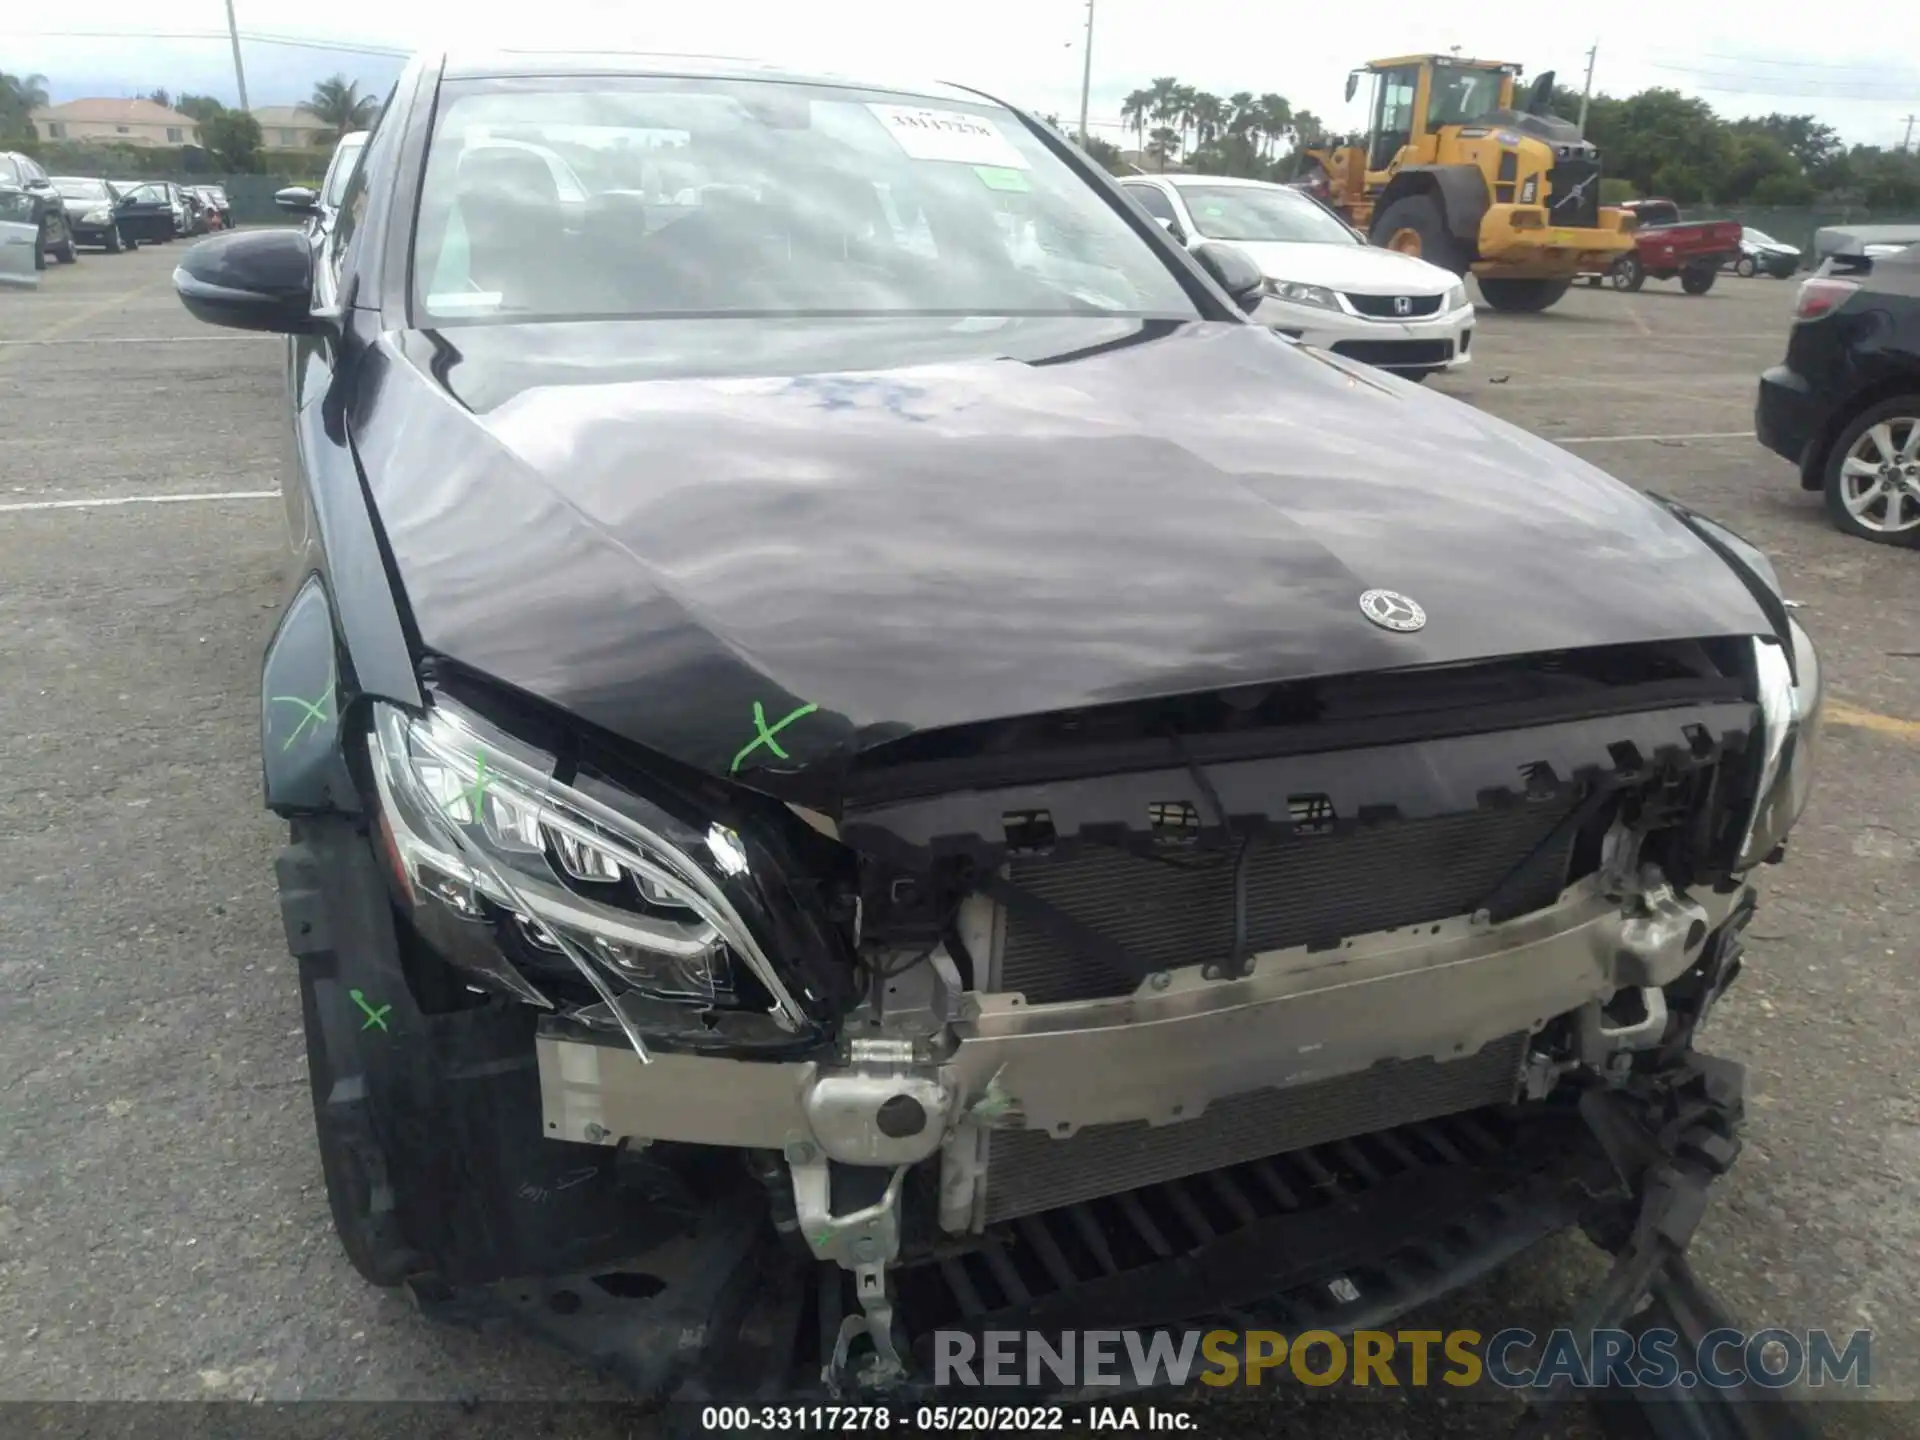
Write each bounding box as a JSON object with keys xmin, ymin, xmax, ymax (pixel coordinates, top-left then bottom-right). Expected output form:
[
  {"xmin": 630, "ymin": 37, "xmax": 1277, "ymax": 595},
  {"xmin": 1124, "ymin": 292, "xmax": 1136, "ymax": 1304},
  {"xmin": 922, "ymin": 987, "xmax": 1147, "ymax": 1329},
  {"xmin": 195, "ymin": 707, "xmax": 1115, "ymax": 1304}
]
[{"xmin": 176, "ymin": 50, "xmax": 1825, "ymax": 1417}]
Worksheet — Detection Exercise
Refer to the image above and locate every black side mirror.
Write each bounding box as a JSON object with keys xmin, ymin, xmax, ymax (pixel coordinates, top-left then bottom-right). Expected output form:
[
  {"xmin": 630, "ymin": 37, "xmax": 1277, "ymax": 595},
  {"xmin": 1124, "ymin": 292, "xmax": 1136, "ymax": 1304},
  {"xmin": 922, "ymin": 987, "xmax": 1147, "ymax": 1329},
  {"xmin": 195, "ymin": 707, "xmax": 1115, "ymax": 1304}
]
[
  {"xmin": 1345, "ymin": 72, "xmax": 1360, "ymax": 103},
  {"xmin": 174, "ymin": 229, "xmax": 321, "ymax": 335},
  {"xmin": 1154, "ymin": 215, "xmax": 1187, "ymax": 245},
  {"xmin": 1191, "ymin": 241, "xmax": 1266, "ymax": 314},
  {"xmin": 274, "ymin": 186, "xmax": 320, "ymax": 216}
]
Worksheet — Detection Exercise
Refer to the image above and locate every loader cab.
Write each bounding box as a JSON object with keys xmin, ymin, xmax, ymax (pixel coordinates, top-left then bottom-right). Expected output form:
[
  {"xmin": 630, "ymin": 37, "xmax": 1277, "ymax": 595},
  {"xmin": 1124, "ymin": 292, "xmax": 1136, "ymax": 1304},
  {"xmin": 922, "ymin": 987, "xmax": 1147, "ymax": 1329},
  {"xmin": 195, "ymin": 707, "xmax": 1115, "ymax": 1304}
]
[{"xmin": 1353, "ymin": 56, "xmax": 1518, "ymax": 176}]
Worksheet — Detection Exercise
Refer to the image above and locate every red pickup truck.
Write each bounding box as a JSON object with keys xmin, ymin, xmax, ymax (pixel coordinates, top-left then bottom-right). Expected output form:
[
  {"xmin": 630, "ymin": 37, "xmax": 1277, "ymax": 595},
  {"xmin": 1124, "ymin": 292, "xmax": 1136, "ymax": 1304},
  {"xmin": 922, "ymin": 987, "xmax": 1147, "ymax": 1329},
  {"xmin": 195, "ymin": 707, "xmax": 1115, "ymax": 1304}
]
[{"xmin": 1593, "ymin": 200, "xmax": 1744, "ymax": 295}]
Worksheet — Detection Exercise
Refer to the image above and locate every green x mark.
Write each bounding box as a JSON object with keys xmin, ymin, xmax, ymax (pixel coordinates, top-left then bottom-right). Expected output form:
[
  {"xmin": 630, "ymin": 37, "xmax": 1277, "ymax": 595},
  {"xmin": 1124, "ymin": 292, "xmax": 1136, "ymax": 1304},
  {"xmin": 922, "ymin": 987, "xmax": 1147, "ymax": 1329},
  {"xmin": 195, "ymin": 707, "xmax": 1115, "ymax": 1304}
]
[
  {"xmin": 349, "ymin": 988, "xmax": 392, "ymax": 1032},
  {"xmin": 730, "ymin": 701, "xmax": 819, "ymax": 775},
  {"xmin": 269, "ymin": 687, "xmax": 334, "ymax": 752}
]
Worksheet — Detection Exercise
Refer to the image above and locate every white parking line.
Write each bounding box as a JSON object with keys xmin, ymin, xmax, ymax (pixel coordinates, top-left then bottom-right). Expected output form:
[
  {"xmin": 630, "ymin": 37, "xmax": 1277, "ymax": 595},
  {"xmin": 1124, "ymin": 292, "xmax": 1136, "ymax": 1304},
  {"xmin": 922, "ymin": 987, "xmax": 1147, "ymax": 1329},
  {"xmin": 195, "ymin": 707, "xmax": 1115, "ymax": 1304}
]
[
  {"xmin": 0, "ymin": 491, "xmax": 276, "ymax": 514},
  {"xmin": 0, "ymin": 335, "xmax": 277, "ymax": 346},
  {"xmin": 1555, "ymin": 431, "xmax": 1754, "ymax": 446}
]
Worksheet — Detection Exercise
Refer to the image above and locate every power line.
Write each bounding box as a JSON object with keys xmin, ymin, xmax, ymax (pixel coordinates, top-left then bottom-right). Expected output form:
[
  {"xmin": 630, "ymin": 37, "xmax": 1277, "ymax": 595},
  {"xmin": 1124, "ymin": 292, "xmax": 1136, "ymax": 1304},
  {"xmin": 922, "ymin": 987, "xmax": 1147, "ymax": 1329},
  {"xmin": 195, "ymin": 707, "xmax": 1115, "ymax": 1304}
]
[
  {"xmin": 1650, "ymin": 49, "xmax": 1920, "ymax": 74},
  {"xmin": 1644, "ymin": 64, "xmax": 1920, "ymax": 99},
  {"xmin": 6, "ymin": 28, "xmax": 410, "ymax": 57}
]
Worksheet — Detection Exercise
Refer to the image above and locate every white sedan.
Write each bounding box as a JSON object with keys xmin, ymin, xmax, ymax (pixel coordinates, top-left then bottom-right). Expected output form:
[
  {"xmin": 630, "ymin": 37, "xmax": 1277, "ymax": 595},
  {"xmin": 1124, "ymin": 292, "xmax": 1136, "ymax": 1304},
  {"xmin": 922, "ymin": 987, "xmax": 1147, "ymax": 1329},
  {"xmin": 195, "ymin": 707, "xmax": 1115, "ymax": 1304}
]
[{"xmin": 1121, "ymin": 174, "xmax": 1474, "ymax": 380}]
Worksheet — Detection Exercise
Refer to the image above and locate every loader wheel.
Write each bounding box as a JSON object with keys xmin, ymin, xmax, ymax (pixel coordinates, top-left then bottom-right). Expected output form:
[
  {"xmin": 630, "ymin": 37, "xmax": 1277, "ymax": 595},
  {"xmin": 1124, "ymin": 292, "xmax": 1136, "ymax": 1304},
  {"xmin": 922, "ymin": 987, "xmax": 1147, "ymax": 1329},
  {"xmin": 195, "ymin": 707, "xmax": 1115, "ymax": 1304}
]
[
  {"xmin": 1475, "ymin": 277, "xmax": 1573, "ymax": 313},
  {"xmin": 1681, "ymin": 265, "xmax": 1717, "ymax": 295},
  {"xmin": 1609, "ymin": 254, "xmax": 1645, "ymax": 291},
  {"xmin": 1370, "ymin": 194, "xmax": 1468, "ymax": 275}
]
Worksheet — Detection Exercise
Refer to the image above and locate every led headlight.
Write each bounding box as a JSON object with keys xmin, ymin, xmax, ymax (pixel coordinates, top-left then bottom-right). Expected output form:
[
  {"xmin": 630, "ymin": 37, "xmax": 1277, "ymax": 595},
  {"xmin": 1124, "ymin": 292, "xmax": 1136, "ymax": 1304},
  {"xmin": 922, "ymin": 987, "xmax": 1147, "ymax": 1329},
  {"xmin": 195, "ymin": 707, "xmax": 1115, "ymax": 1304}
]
[
  {"xmin": 1268, "ymin": 279, "xmax": 1342, "ymax": 311},
  {"xmin": 1739, "ymin": 619, "xmax": 1823, "ymax": 868},
  {"xmin": 1445, "ymin": 282, "xmax": 1469, "ymax": 311},
  {"xmin": 368, "ymin": 697, "xmax": 807, "ymax": 1038}
]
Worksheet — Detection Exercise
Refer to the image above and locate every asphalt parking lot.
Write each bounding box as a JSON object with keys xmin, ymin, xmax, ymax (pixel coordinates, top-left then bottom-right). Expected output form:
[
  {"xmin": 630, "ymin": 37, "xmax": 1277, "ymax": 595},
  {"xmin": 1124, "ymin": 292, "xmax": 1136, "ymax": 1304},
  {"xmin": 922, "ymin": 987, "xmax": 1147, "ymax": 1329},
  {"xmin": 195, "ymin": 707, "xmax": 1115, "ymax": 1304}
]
[{"xmin": 2, "ymin": 244, "xmax": 1917, "ymax": 1436}]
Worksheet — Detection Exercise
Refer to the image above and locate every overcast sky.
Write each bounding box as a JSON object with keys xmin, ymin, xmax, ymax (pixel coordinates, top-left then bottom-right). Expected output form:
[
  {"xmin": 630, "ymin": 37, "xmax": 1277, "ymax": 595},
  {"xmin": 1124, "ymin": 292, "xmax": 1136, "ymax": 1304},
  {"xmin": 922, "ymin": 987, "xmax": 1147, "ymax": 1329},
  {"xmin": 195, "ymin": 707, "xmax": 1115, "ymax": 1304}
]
[{"xmin": 8, "ymin": 1, "xmax": 1918, "ymax": 150}]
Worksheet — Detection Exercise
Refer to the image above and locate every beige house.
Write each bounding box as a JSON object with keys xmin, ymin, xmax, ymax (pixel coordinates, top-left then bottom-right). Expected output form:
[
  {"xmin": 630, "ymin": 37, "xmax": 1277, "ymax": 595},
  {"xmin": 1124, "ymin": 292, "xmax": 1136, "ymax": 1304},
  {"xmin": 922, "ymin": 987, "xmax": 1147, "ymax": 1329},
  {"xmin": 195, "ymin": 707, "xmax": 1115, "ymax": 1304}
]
[
  {"xmin": 31, "ymin": 98, "xmax": 201, "ymax": 147},
  {"xmin": 251, "ymin": 106, "xmax": 331, "ymax": 149}
]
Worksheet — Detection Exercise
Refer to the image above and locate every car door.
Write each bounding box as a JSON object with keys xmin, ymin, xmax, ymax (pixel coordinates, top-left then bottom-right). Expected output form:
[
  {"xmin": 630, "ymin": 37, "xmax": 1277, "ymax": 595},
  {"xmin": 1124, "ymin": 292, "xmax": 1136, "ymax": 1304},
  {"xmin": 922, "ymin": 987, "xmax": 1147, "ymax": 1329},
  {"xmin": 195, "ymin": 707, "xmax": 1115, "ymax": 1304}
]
[
  {"xmin": 117, "ymin": 184, "xmax": 174, "ymax": 243},
  {"xmin": 0, "ymin": 186, "xmax": 39, "ymax": 287}
]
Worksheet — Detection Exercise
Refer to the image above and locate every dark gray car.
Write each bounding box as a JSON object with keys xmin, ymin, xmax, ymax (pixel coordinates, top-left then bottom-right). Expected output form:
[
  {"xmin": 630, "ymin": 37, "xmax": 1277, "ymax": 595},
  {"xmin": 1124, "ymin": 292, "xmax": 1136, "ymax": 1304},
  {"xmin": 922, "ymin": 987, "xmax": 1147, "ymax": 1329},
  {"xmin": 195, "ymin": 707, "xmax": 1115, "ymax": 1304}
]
[
  {"xmin": 170, "ymin": 49, "xmax": 1825, "ymax": 1424},
  {"xmin": 50, "ymin": 177, "xmax": 131, "ymax": 252}
]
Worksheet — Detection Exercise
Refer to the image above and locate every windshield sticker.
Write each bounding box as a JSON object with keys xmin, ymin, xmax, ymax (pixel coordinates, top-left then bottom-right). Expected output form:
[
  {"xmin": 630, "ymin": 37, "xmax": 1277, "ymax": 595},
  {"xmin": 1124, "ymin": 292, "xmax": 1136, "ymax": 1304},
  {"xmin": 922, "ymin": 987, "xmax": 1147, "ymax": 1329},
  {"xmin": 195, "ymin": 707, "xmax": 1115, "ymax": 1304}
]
[
  {"xmin": 973, "ymin": 165, "xmax": 1032, "ymax": 193},
  {"xmin": 867, "ymin": 105, "xmax": 1030, "ymax": 170}
]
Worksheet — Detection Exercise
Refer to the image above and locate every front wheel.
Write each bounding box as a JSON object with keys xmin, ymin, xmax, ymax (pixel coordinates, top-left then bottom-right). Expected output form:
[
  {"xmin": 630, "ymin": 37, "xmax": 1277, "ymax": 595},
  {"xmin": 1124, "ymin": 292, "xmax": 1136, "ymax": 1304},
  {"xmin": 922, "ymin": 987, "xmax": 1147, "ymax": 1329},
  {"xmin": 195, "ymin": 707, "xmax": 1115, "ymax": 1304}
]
[
  {"xmin": 1609, "ymin": 254, "xmax": 1645, "ymax": 291},
  {"xmin": 1823, "ymin": 397, "xmax": 1920, "ymax": 546},
  {"xmin": 33, "ymin": 219, "xmax": 48, "ymax": 270},
  {"xmin": 1734, "ymin": 255, "xmax": 1756, "ymax": 278},
  {"xmin": 1680, "ymin": 266, "xmax": 1717, "ymax": 295},
  {"xmin": 1475, "ymin": 277, "xmax": 1573, "ymax": 313},
  {"xmin": 1369, "ymin": 193, "xmax": 1469, "ymax": 275},
  {"xmin": 104, "ymin": 225, "xmax": 123, "ymax": 254}
]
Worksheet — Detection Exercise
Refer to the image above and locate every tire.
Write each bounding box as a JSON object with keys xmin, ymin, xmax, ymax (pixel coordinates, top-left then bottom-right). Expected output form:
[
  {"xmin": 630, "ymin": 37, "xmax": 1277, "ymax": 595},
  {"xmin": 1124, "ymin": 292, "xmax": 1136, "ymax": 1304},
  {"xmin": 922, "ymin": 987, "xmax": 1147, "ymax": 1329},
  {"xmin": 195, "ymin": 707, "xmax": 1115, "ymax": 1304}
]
[
  {"xmin": 1476, "ymin": 277, "xmax": 1573, "ymax": 313},
  {"xmin": 1822, "ymin": 395, "xmax": 1920, "ymax": 547},
  {"xmin": 1395, "ymin": 367, "xmax": 1439, "ymax": 384},
  {"xmin": 1734, "ymin": 255, "xmax": 1757, "ymax": 278},
  {"xmin": 53, "ymin": 217, "xmax": 77, "ymax": 264},
  {"xmin": 1609, "ymin": 254, "xmax": 1645, "ymax": 291},
  {"xmin": 104, "ymin": 225, "xmax": 123, "ymax": 254},
  {"xmin": 33, "ymin": 218, "xmax": 48, "ymax": 270},
  {"xmin": 1369, "ymin": 193, "xmax": 1469, "ymax": 275},
  {"xmin": 1680, "ymin": 266, "xmax": 1716, "ymax": 295}
]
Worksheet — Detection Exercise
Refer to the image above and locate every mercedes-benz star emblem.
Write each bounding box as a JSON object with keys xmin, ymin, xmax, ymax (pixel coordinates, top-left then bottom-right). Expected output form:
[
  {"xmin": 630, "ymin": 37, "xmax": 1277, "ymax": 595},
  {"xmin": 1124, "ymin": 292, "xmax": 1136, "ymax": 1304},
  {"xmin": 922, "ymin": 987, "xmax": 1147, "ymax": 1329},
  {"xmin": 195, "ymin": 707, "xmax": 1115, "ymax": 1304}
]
[{"xmin": 1359, "ymin": 589, "xmax": 1426, "ymax": 632}]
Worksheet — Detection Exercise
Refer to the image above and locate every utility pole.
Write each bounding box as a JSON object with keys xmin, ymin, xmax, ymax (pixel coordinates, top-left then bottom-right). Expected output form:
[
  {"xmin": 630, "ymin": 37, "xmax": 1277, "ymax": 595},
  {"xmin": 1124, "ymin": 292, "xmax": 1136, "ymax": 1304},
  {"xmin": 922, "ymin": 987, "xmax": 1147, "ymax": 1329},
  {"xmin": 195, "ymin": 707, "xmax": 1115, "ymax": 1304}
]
[
  {"xmin": 1076, "ymin": 0, "xmax": 1095, "ymax": 147},
  {"xmin": 1904, "ymin": 114, "xmax": 1917, "ymax": 154},
  {"xmin": 223, "ymin": 0, "xmax": 251, "ymax": 111},
  {"xmin": 1577, "ymin": 42, "xmax": 1597, "ymax": 136}
]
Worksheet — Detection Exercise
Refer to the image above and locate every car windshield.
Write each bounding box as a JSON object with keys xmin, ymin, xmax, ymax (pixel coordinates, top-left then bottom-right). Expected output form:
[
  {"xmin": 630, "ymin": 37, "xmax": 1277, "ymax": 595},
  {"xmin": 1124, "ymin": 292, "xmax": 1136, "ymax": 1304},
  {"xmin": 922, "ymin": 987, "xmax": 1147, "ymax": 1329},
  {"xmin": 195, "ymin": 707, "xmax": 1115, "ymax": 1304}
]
[
  {"xmin": 412, "ymin": 76, "xmax": 1199, "ymax": 323},
  {"xmin": 1173, "ymin": 184, "xmax": 1358, "ymax": 246},
  {"xmin": 53, "ymin": 178, "xmax": 110, "ymax": 201}
]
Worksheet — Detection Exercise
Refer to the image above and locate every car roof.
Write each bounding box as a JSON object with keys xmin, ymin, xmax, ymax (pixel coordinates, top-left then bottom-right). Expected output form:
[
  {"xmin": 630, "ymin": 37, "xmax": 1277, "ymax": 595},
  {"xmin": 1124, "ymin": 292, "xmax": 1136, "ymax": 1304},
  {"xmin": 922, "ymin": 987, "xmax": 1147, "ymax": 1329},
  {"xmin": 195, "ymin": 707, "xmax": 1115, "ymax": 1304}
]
[
  {"xmin": 437, "ymin": 48, "xmax": 988, "ymax": 106},
  {"xmin": 1151, "ymin": 174, "xmax": 1296, "ymax": 191}
]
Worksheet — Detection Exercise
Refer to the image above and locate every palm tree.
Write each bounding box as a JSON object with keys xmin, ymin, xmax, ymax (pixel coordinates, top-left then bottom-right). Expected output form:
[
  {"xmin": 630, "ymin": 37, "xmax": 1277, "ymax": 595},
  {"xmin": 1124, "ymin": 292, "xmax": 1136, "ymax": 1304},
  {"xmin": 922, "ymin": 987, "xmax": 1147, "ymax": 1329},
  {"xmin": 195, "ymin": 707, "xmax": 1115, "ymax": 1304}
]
[
  {"xmin": 0, "ymin": 72, "xmax": 50, "ymax": 141},
  {"xmin": 305, "ymin": 74, "xmax": 380, "ymax": 144},
  {"xmin": 1145, "ymin": 75, "xmax": 1183, "ymax": 151},
  {"xmin": 1190, "ymin": 92, "xmax": 1225, "ymax": 150},
  {"xmin": 1146, "ymin": 125, "xmax": 1181, "ymax": 173},
  {"xmin": 1120, "ymin": 87, "xmax": 1153, "ymax": 157},
  {"xmin": 1227, "ymin": 92, "xmax": 1256, "ymax": 137},
  {"xmin": 1257, "ymin": 93, "xmax": 1293, "ymax": 159}
]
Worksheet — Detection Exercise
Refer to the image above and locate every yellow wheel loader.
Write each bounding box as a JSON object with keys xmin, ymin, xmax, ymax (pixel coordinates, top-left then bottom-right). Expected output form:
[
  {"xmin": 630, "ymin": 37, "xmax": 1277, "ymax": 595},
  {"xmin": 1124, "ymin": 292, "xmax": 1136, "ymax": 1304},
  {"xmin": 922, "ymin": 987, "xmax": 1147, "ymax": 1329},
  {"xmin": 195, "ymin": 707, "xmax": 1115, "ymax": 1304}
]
[{"xmin": 1306, "ymin": 56, "xmax": 1635, "ymax": 313}]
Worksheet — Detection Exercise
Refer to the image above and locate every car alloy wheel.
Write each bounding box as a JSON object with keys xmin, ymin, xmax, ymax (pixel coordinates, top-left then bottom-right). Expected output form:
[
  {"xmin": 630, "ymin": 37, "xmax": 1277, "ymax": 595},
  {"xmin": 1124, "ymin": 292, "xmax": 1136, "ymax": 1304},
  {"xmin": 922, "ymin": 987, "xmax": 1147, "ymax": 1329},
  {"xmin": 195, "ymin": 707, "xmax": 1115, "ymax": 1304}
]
[
  {"xmin": 1831, "ymin": 408, "xmax": 1920, "ymax": 542},
  {"xmin": 1735, "ymin": 256, "xmax": 1756, "ymax": 278}
]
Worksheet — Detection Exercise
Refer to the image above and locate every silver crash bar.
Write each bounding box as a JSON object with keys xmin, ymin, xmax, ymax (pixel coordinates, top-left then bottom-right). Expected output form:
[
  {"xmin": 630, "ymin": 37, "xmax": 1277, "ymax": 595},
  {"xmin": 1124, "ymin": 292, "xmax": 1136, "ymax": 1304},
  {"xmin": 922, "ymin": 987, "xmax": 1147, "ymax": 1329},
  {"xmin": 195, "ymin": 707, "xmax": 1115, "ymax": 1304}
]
[{"xmin": 539, "ymin": 869, "xmax": 1737, "ymax": 1162}]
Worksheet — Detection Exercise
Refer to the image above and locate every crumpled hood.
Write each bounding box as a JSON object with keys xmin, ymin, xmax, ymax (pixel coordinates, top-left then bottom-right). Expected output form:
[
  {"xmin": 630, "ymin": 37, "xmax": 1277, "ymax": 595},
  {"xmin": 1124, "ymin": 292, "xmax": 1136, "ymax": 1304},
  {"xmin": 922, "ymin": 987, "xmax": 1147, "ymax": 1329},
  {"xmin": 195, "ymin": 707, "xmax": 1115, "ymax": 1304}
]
[{"xmin": 351, "ymin": 315, "xmax": 1770, "ymax": 788}]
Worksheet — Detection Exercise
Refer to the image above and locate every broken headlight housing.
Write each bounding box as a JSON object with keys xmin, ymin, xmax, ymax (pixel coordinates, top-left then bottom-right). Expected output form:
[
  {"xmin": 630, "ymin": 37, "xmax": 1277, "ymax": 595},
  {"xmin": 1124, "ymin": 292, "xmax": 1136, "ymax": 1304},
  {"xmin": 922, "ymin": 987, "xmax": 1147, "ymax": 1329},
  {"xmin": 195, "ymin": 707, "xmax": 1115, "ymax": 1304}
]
[
  {"xmin": 368, "ymin": 697, "xmax": 808, "ymax": 1034},
  {"xmin": 1739, "ymin": 618, "xmax": 1823, "ymax": 869}
]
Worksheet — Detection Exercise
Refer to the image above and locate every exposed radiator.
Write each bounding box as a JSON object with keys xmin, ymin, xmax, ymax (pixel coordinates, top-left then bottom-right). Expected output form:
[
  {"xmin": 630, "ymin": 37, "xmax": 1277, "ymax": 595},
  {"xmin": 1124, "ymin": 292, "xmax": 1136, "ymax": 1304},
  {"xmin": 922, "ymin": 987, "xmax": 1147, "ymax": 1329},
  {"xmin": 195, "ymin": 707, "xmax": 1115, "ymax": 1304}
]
[
  {"xmin": 981, "ymin": 1033, "xmax": 1528, "ymax": 1224},
  {"xmin": 997, "ymin": 801, "xmax": 1578, "ymax": 1005}
]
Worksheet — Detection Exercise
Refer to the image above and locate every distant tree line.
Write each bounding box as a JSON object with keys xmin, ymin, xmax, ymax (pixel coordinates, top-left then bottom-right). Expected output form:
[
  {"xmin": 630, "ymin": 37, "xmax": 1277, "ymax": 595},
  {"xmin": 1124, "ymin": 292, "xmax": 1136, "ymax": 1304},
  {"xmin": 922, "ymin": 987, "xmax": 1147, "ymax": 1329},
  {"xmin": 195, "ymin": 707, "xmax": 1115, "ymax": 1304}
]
[
  {"xmin": 1550, "ymin": 87, "xmax": 1918, "ymax": 210},
  {"xmin": 1039, "ymin": 71, "xmax": 1919, "ymax": 210},
  {"xmin": 0, "ymin": 70, "xmax": 382, "ymax": 176}
]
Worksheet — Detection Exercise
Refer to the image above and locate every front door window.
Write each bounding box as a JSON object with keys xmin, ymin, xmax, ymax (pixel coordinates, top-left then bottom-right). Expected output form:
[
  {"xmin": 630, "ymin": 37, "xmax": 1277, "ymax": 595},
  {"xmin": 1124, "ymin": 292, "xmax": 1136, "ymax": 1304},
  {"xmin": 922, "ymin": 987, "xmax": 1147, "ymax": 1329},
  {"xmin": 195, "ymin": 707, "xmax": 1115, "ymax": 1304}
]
[{"xmin": 1368, "ymin": 67, "xmax": 1419, "ymax": 171}]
